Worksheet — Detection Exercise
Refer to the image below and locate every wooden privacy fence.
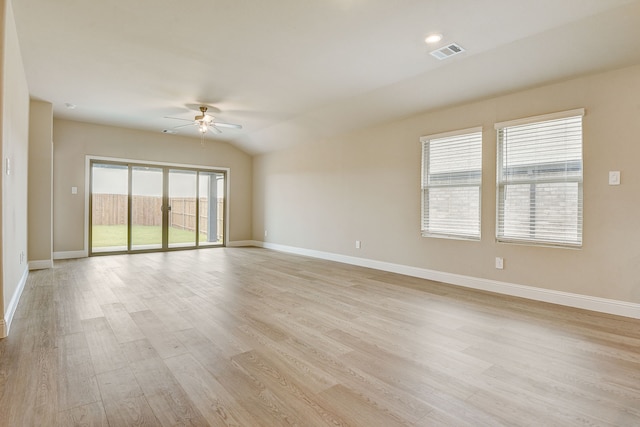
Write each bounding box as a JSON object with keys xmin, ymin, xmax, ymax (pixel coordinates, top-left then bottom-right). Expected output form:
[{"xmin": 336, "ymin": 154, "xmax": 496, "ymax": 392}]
[
  {"xmin": 92, "ymin": 194, "xmax": 224, "ymax": 234},
  {"xmin": 92, "ymin": 194, "xmax": 130, "ymax": 225},
  {"xmin": 169, "ymin": 197, "xmax": 221, "ymax": 235}
]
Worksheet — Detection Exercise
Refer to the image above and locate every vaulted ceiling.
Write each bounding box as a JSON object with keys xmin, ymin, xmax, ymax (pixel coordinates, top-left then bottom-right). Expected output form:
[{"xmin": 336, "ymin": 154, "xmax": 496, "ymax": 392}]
[{"xmin": 12, "ymin": 0, "xmax": 640, "ymax": 154}]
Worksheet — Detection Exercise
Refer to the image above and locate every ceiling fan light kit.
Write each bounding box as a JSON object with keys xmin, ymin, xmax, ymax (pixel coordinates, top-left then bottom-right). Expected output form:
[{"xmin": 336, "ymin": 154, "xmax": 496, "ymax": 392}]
[{"xmin": 164, "ymin": 106, "xmax": 242, "ymax": 136}]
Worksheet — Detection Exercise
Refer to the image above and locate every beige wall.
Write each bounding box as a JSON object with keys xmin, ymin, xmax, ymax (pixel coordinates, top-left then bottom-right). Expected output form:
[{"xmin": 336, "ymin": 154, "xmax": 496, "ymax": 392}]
[
  {"xmin": 1, "ymin": 0, "xmax": 30, "ymax": 335},
  {"xmin": 52, "ymin": 119, "xmax": 252, "ymax": 253},
  {"xmin": 253, "ymin": 64, "xmax": 640, "ymax": 304},
  {"xmin": 28, "ymin": 100, "xmax": 52, "ymax": 265}
]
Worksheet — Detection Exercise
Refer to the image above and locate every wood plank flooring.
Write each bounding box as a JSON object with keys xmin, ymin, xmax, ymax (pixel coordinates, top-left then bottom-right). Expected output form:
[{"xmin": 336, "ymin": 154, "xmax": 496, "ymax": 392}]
[{"xmin": 1, "ymin": 247, "xmax": 639, "ymax": 426}]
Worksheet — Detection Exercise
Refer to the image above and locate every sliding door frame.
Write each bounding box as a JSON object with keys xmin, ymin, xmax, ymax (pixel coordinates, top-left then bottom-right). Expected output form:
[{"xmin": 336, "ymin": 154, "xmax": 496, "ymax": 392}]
[{"xmin": 86, "ymin": 155, "xmax": 230, "ymax": 256}]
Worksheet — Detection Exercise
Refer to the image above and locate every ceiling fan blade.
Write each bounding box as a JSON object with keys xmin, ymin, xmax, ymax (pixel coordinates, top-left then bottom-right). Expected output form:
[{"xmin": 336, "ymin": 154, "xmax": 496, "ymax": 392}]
[
  {"xmin": 164, "ymin": 116, "xmax": 193, "ymax": 122},
  {"xmin": 213, "ymin": 121, "xmax": 242, "ymax": 130},
  {"xmin": 209, "ymin": 125, "xmax": 222, "ymax": 134},
  {"xmin": 173, "ymin": 122, "xmax": 196, "ymax": 129}
]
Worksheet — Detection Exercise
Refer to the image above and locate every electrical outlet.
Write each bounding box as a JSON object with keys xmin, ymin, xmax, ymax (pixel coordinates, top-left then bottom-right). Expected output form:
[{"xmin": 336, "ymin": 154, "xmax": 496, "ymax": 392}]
[
  {"xmin": 609, "ymin": 171, "xmax": 621, "ymax": 186},
  {"xmin": 264, "ymin": 230, "xmax": 268, "ymax": 237},
  {"xmin": 495, "ymin": 257, "xmax": 504, "ymax": 270},
  {"xmin": 355, "ymin": 240, "xmax": 361, "ymax": 249}
]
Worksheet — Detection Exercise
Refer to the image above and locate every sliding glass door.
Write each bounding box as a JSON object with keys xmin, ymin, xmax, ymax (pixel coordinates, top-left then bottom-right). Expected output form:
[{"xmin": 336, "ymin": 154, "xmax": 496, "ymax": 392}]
[
  {"xmin": 91, "ymin": 163, "xmax": 129, "ymax": 253},
  {"xmin": 168, "ymin": 169, "xmax": 197, "ymax": 248},
  {"xmin": 90, "ymin": 160, "xmax": 226, "ymax": 255},
  {"xmin": 131, "ymin": 166, "xmax": 164, "ymax": 251},
  {"xmin": 199, "ymin": 171, "xmax": 225, "ymax": 246}
]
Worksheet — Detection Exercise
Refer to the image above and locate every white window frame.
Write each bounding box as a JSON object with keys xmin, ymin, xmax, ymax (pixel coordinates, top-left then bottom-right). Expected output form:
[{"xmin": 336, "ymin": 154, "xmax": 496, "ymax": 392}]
[
  {"xmin": 420, "ymin": 126, "xmax": 483, "ymax": 241},
  {"xmin": 495, "ymin": 108, "xmax": 584, "ymax": 248}
]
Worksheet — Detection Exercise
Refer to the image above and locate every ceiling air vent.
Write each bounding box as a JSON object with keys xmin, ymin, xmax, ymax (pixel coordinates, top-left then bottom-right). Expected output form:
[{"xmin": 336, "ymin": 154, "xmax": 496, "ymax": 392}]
[{"xmin": 430, "ymin": 43, "xmax": 465, "ymax": 60}]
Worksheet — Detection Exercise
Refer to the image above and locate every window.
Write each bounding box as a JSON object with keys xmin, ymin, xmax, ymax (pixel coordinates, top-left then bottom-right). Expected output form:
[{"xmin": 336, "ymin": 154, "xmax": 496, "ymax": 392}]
[
  {"xmin": 496, "ymin": 109, "xmax": 584, "ymax": 247},
  {"xmin": 421, "ymin": 127, "xmax": 482, "ymax": 240}
]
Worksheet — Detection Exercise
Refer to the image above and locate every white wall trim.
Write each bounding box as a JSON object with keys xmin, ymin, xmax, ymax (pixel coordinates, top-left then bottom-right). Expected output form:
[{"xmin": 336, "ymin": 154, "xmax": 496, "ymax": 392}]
[
  {"xmin": 494, "ymin": 108, "xmax": 585, "ymax": 129},
  {"xmin": 228, "ymin": 240, "xmax": 258, "ymax": 247},
  {"xmin": 420, "ymin": 126, "xmax": 483, "ymax": 143},
  {"xmin": 28, "ymin": 259, "xmax": 53, "ymax": 270},
  {"xmin": 255, "ymin": 241, "xmax": 640, "ymax": 320},
  {"xmin": 53, "ymin": 250, "xmax": 87, "ymax": 260},
  {"xmin": 3, "ymin": 268, "xmax": 29, "ymax": 337}
]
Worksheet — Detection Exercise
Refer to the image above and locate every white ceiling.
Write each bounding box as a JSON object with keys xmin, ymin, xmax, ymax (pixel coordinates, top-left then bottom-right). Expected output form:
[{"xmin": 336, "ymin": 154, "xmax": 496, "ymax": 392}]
[{"xmin": 12, "ymin": 0, "xmax": 640, "ymax": 154}]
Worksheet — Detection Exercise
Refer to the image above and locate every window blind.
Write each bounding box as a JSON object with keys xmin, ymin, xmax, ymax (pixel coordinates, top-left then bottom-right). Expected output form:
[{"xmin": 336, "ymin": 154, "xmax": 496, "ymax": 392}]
[
  {"xmin": 496, "ymin": 112, "xmax": 583, "ymax": 247},
  {"xmin": 421, "ymin": 128, "xmax": 482, "ymax": 240}
]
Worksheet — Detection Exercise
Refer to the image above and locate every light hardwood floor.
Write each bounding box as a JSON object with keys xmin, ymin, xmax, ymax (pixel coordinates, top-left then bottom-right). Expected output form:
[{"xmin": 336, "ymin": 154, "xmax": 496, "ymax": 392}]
[{"xmin": 1, "ymin": 248, "xmax": 639, "ymax": 426}]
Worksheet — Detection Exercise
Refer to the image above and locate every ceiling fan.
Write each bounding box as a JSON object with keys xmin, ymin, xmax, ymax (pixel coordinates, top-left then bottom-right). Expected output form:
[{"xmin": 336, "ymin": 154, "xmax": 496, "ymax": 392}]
[{"xmin": 164, "ymin": 106, "xmax": 242, "ymax": 135}]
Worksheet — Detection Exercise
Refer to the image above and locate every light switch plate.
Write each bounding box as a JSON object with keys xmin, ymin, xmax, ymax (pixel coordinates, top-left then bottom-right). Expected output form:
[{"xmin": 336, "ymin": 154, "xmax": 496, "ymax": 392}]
[{"xmin": 71, "ymin": 186, "xmax": 78, "ymax": 194}]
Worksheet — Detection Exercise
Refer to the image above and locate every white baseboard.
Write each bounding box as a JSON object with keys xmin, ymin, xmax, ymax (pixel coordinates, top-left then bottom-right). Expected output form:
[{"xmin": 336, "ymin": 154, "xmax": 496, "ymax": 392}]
[
  {"xmin": 254, "ymin": 241, "xmax": 640, "ymax": 320},
  {"xmin": 29, "ymin": 259, "xmax": 53, "ymax": 270},
  {"xmin": 3, "ymin": 268, "xmax": 29, "ymax": 338},
  {"xmin": 227, "ymin": 240, "xmax": 259, "ymax": 247},
  {"xmin": 53, "ymin": 250, "xmax": 87, "ymax": 260}
]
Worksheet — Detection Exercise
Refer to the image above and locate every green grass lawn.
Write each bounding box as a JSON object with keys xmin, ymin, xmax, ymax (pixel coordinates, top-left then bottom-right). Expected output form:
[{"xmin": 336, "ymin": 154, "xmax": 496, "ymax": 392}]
[{"xmin": 92, "ymin": 225, "xmax": 209, "ymax": 248}]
